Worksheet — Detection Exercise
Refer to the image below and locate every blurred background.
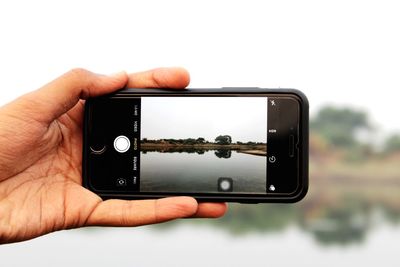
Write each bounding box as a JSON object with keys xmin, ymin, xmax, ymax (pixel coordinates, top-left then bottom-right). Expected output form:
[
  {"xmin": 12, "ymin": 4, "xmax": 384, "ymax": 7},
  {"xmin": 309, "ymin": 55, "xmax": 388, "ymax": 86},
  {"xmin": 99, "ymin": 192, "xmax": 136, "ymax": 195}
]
[{"xmin": 1, "ymin": 0, "xmax": 399, "ymax": 266}]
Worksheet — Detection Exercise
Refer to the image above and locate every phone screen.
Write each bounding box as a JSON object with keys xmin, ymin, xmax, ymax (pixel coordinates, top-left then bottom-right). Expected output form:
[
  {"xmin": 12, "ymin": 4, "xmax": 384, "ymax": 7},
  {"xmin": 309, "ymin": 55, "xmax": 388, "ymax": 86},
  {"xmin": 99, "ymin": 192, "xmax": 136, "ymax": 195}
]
[
  {"xmin": 139, "ymin": 97, "xmax": 267, "ymax": 194},
  {"xmin": 86, "ymin": 94, "xmax": 300, "ymax": 197}
]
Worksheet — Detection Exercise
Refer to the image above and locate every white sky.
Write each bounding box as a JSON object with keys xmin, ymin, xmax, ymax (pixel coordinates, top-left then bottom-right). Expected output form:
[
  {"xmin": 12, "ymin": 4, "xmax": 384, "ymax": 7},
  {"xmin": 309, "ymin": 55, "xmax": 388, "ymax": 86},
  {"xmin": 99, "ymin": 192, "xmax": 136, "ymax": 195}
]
[
  {"xmin": 141, "ymin": 97, "xmax": 267, "ymax": 142},
  {"xmin": 0, "ymin": 0, "xmax": 399, "ymax": 140}
]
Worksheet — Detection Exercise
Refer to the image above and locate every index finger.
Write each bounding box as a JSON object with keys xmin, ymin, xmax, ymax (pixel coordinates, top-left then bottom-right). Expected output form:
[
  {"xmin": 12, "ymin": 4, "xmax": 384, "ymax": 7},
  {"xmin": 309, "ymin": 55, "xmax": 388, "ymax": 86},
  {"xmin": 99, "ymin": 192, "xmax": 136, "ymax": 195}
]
[{"xmin": 126, "ymin": 67, "xmax": 190, "ymax": 89}]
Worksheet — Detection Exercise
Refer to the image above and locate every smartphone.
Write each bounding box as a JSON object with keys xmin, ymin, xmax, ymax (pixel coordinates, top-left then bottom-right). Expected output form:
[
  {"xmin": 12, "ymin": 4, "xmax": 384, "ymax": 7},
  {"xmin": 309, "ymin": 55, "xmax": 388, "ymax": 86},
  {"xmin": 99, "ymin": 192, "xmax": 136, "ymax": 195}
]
[{"xmin": 82, "ymin": 88, "xmax": 308, "ymax": 203}]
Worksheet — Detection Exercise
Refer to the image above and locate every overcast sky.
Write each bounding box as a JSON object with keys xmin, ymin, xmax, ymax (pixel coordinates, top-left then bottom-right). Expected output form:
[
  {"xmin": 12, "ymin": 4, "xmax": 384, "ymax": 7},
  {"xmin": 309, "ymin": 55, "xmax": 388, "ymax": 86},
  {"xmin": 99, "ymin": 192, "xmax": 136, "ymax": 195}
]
[
  {"xmin": 0, "ymin": 0, "xmax": 399, "ymax": 140},
  {"xmin": 141, "ymin": 97, "xmax": 267, "ymax": 143}
]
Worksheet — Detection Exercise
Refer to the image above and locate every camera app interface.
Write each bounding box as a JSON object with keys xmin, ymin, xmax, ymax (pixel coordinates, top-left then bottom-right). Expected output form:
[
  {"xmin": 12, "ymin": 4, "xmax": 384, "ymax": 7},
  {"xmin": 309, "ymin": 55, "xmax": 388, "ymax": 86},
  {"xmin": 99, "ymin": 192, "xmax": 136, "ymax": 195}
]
[
  {"xmin": 89, "ymin": 96, "xmax": 268, "ymax": 194},
  {"xmin": 140, "ymin": 96, "xmax": 268, "ymax": 194}
]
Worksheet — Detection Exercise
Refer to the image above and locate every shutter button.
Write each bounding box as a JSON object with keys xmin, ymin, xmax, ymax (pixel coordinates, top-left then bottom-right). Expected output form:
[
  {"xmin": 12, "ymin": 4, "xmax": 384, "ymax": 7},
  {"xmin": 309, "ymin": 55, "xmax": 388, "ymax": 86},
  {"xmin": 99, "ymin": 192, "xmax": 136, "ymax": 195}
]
[{"xmin": 114, "ymin": 135, "xmax": 130, "ymax": 153}]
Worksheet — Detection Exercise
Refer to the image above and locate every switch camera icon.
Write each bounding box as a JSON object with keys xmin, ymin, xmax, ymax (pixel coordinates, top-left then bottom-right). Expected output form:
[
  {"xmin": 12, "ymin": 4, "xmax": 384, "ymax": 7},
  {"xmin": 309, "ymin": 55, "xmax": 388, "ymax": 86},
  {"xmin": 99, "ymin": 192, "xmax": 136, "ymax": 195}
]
[{"xmin": 116, "ymin": 178, "xmax": 127, "ymax": 187}]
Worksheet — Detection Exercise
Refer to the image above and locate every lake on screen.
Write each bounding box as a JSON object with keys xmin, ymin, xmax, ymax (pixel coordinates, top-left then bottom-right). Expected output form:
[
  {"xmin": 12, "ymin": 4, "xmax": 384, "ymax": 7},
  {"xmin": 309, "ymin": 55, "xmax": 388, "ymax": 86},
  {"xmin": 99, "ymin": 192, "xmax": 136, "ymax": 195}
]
[{"xmin": 140, "ymin": 150, "xmax": 267, "ymax": 193}]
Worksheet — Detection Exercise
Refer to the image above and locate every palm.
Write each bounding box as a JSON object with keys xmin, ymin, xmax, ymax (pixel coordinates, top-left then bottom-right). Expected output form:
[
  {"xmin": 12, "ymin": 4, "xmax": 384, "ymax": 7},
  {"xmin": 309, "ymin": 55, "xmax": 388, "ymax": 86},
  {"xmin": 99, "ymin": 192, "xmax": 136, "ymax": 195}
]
[
  {"xmin": 0, "ymin": 101, "xmax": 102, "ymax": 242},
  {"xmin": 0, "ymin": 68, "xmax": 226, "ymax": 244}
]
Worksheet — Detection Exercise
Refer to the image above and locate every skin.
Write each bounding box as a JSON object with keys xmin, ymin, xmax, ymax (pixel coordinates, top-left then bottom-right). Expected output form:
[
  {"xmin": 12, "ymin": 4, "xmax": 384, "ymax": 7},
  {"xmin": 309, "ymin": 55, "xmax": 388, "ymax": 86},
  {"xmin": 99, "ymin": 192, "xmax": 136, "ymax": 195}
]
[{"xmin": 0, "ymin": 68, "xmax": 227, "ymax": 244}]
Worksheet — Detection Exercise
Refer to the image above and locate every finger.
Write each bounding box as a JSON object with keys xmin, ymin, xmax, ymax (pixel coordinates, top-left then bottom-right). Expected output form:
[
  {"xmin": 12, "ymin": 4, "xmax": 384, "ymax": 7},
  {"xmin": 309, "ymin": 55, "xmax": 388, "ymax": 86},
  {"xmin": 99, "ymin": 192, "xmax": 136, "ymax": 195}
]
[
  {"xmin": 85, "ymin": 197, "xmax": 198, "ymax": 227},
  {"xmin": 16, "ymin": 68, "xmax": 128, "ymax": 125},
  {"xmin": 191, "ymin": 202, "xmax": 228, "ymax": 218},
  {"xmin": 67, "ymin": 67, "xmax": 190, "ymax": 126},
  {"xmin": 126, "ymin": 67, "xmax": 190, "ymax": 89}
]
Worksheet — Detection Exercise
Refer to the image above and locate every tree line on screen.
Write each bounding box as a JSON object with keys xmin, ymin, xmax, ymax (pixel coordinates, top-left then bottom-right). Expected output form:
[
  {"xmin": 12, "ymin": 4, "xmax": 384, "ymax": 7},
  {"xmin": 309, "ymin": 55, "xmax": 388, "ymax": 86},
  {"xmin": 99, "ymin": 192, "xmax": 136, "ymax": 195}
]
[{"xmin": 141, "ymin": 135, "xmax": 266, "ymax": 145}]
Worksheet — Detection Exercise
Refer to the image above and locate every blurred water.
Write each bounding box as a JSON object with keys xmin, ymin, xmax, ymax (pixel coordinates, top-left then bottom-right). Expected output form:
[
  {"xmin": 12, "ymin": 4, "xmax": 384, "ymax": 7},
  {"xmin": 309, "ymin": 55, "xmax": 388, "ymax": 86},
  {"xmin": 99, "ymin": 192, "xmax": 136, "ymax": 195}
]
[
  {"xmin": 2, "ymin": 140, "xmax": 400, "ymax": 266},
  {"xmin": 1, "ymin": 222, "xmax": 400, "ymax": 267}
]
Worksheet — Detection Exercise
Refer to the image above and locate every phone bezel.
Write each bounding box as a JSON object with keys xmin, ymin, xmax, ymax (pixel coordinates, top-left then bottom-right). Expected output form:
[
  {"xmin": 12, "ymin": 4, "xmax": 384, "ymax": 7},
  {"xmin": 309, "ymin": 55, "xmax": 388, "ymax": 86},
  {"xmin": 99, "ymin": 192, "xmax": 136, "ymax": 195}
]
[{"xmin": 82, "ymin": 88, "xmax": 309, "ymax": 203}]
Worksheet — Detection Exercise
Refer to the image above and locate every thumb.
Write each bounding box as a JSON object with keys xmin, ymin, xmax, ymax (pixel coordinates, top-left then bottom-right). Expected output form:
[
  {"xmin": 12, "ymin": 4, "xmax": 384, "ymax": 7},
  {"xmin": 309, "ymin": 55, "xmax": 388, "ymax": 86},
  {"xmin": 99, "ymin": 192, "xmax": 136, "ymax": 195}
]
[{"xmin": 17, "ymin": 68, "xmax": 128, "ymax": 125}]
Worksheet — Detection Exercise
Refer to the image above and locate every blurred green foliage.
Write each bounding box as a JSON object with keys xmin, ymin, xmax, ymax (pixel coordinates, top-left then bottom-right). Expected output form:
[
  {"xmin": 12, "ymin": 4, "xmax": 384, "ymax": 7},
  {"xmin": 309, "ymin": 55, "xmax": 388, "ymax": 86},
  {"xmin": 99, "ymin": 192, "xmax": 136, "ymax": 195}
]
[
  {"xmin": 311, "ymin": 105, "xmax": 400, "ymax": 158},
  {"xmin": 383, "ymin": 134, "xmax": 400, "ymax": 154},
  {"xmin": 310, "ymin": 106, "xmax": 370, "ymax": 148}
]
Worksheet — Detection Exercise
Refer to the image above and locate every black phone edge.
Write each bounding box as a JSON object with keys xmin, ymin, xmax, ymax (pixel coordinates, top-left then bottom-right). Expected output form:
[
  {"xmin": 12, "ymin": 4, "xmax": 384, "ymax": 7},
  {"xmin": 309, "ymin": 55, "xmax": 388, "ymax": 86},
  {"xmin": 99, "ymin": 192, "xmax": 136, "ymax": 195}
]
[{"xmin": 82, "ymin": 88, "xmax": 309, "ymax": 203}]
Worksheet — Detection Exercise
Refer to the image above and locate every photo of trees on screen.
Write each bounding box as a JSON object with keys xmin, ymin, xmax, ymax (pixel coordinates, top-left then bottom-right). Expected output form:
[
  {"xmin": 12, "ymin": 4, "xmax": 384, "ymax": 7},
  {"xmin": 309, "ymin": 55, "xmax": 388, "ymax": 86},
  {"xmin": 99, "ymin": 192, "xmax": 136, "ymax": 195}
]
[
  {"xmin": 141, "ymin": 134, "xmax": 266, "ymax": 158},
  {"xmin": 140, "ymin": 97, "xmax": 268, "ymax": 158}
]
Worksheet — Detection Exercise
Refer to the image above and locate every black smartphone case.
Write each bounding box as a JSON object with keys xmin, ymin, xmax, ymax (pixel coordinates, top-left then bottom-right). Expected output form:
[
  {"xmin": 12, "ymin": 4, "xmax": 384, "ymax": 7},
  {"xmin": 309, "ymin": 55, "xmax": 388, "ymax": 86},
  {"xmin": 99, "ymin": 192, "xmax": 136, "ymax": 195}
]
[{"xmin": 83, "ymin": 88, "xmax": 309, "ymax": 203}]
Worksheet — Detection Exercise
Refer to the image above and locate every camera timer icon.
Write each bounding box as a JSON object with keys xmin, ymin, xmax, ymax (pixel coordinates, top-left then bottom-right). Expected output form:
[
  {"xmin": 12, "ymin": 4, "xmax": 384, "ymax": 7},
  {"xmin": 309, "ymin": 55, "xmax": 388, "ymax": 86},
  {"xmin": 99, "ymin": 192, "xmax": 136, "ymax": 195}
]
[{"xmin": 218, "ymin": 177, "xmax": 233, "ymax": 192}]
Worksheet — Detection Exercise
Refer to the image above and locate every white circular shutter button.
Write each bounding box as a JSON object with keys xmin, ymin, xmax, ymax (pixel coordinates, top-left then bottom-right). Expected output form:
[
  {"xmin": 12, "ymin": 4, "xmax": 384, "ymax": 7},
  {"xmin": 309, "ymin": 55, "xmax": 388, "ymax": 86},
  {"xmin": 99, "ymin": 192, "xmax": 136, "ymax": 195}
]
[{"xmin": 114, "ymin": 135, "xmax": 130, "ymax": 153}]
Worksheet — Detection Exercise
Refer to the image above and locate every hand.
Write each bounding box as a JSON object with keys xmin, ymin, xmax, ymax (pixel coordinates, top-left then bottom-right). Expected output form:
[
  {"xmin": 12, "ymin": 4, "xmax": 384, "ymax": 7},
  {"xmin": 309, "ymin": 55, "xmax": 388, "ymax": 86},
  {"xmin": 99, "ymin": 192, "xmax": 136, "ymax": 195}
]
[{"xmin": 0, "ymin": 68, "xmax": 227, "ymax": 244}]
